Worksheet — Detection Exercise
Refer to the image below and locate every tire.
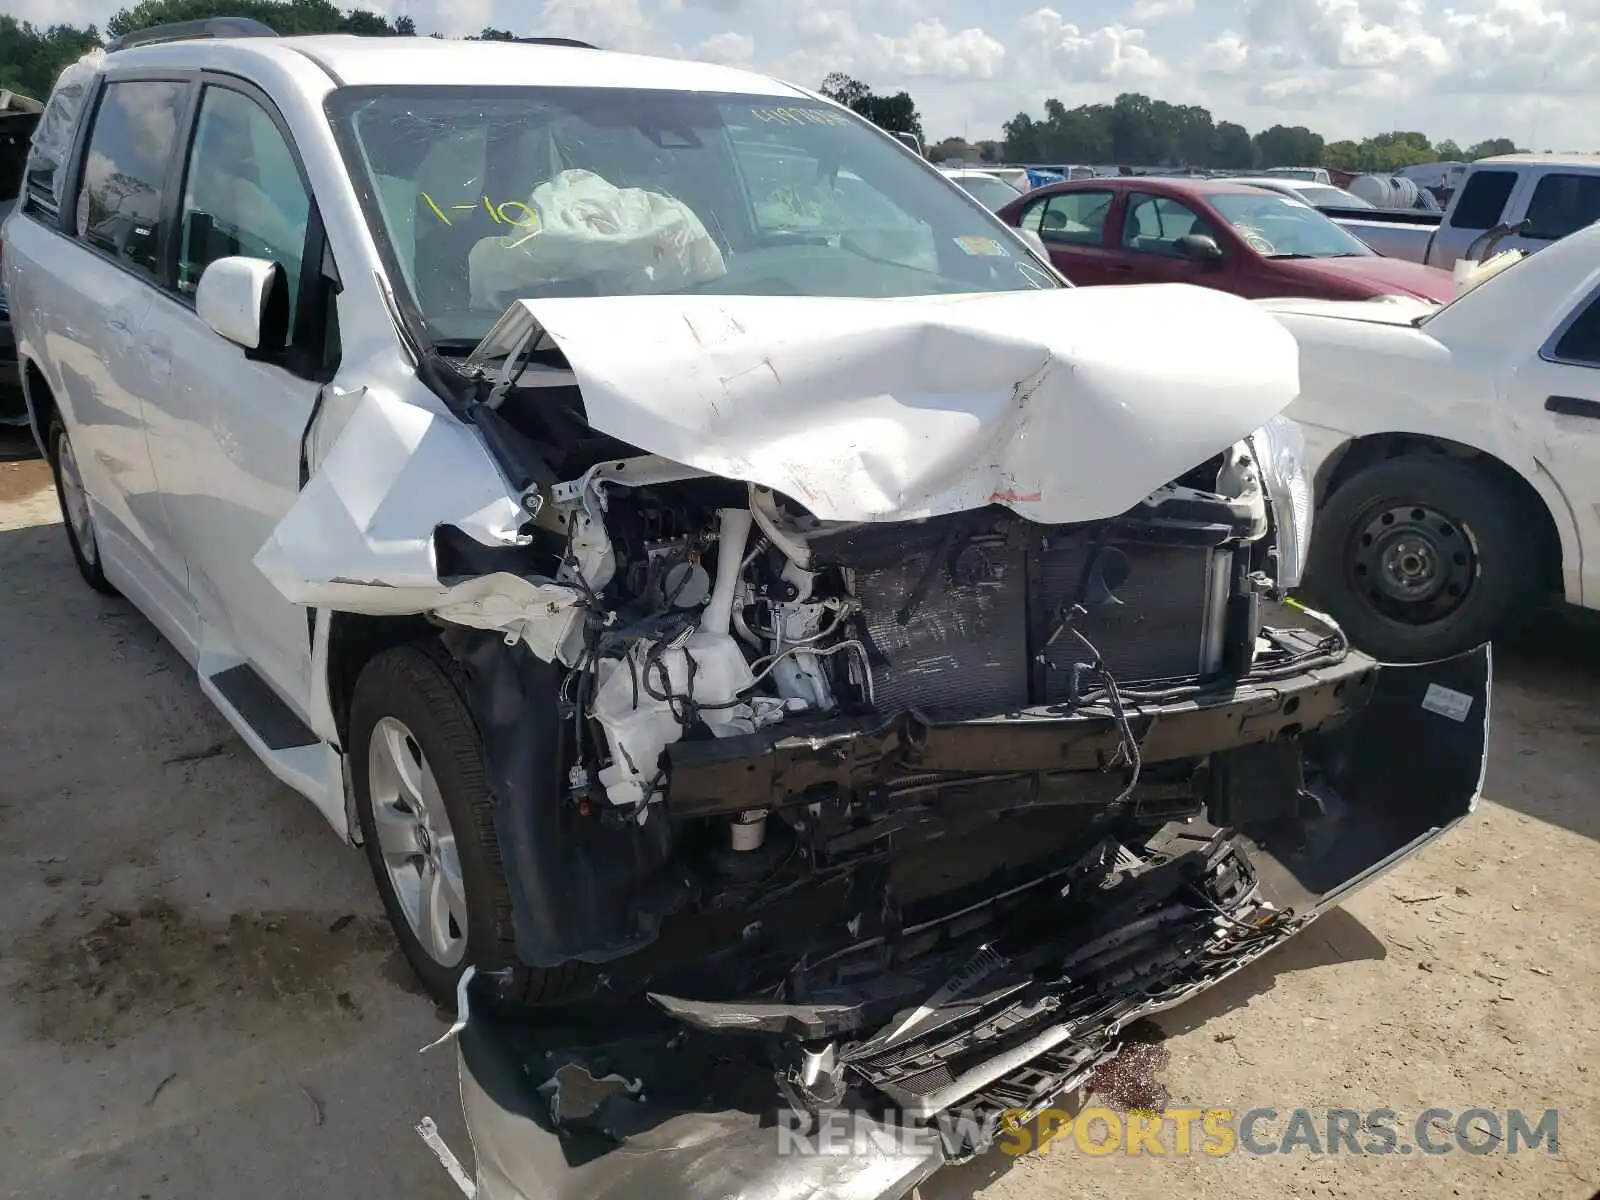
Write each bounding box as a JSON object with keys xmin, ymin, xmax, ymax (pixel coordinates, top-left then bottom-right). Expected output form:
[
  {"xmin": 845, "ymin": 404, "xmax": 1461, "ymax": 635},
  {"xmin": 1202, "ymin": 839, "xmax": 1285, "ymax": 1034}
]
[
  {"xmin": 349, "ymin": 640, "xmax": 589, "ymax": 1006},
  {"xmin": 46, "ymin": 415, "xmax": 116, "ymax": 595},
  {"xmin": 1305, "ymin": 455, "xmax": 1540, "ymax": 662}
]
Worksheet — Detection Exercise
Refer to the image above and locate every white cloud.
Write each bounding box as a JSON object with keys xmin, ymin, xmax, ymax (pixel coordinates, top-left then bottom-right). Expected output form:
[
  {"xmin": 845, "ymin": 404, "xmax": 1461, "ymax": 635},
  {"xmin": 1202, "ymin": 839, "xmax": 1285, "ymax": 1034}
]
[
  {"xmin": 1018, "ymin": 9, "xmax": 1167, "ymax": 82},
  {"xmin": 696, "ymin": 31, "xmax": 754, "ymax": 65},
  {"xmin": 536, "ymin": 0, "xmax": 660, "ymax": 53},
  {"xmin": 1197, "ymin": 31, "xmax": 1251, "ymax": 76},
  {"xmin": 27, "ymin": 0, "xmax": 1599, "ymax": 150},
  {"xmin": 861, "ymin": 19, "xmax": 1008, "ymax": 80},
  {"xmin": 1128, "ymin": 0, "xmax": 1194, "ymax": 22}
]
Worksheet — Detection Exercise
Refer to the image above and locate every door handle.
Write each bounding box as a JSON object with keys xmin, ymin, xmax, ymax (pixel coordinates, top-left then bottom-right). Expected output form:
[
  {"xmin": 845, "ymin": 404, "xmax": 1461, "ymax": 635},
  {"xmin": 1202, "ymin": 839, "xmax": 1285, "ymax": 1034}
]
[
  {"xmin": 1545, "ymin": 395, "xmax": 1600, "ymax": 419},
  {"xmin": 1109, "ymin": 263, "xmax": 1135, "ymax": 272}
]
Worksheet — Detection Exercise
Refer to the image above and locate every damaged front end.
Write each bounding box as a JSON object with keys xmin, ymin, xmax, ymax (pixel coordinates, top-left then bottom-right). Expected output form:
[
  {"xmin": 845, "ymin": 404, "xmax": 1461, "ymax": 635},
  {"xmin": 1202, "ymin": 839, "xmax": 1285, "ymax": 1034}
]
[
  {"xmin": 452, "ymin": 644, "xmax": 1487, "ymax": 1200},
  {"xmin": 254, "ymin": 288, "xmax": 1488, "ymax": 1199}
]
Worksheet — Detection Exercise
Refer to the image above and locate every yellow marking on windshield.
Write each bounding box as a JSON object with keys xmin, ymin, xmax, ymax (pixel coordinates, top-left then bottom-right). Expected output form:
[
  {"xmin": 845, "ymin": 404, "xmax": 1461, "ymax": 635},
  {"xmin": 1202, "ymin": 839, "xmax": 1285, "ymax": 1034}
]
[{"xmin": 418, "ymin": 193, "xmax": 542, "ymax": 235}]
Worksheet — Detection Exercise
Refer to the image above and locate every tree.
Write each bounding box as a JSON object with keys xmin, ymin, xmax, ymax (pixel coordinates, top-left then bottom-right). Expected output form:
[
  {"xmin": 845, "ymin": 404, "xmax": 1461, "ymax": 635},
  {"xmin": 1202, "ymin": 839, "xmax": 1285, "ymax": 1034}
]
[
  {"xmin": 1213, "ymin": 121, "xmax": 1254, "ymax": 169},
  {"xmin": 0, "ymin": 17, "xmax": 102, "ymax": 99},
  {"xmin": 1001, "ymin": 112, "xmax": 1044, "ymax": 161},
  {"xmin": 1436, "ymin": 139, "xmax": 1463, "ymax": 161},
  {"xmin": 1467, "ymin": 137, "xmax": 1521, "ymax": 159},
  {"xmin": 857, "ymin": 91, "xmax": 922, "ymax": 141},
  {"xmin": 818, "ymin": 74, "xmax": 923, "ymax": 141},
  {"xmin": 1252, "ymin": 124, "xmax": 1324, "ymax": 169},
  {"xmin": 1323, "ymin": 140, "xmax": 1363, "ymax": 171},
  {"xmin": 819, "ymin": 73, "xmax": 870, "ymax": 110}
]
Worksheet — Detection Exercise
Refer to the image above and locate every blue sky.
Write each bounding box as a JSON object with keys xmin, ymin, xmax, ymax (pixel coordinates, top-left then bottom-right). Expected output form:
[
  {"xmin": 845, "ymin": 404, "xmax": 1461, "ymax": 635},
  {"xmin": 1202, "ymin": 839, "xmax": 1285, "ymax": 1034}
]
[{"xmin": 18, "ymin": 0, "xmax": 1599, "ymax": 149}]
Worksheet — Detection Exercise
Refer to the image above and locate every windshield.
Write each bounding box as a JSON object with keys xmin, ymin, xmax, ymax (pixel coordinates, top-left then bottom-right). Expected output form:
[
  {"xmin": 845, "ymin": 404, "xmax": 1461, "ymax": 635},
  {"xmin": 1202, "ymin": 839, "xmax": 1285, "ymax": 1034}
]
[
  {"xmin": 1210, "ymin": 192, "xmax": 1374, "ymax": 258},
  {"xmin": 949, "ymin": 174, "xmax": 1022, "ymax": 211},
  {"xmin": 325, "ymin": 86, "xmax": 1056, "ymax": 343}
]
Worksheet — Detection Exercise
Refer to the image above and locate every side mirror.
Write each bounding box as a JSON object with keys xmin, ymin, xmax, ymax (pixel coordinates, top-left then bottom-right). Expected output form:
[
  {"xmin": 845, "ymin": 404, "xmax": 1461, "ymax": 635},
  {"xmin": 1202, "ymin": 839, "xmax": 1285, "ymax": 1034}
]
[
  {"xmin": 196, "ymin": 256, "xmax": 288, "ymax": 352},
  {"xmin": 1173, "ymin": 233, "xmax": 1224, "ymax": 262}
]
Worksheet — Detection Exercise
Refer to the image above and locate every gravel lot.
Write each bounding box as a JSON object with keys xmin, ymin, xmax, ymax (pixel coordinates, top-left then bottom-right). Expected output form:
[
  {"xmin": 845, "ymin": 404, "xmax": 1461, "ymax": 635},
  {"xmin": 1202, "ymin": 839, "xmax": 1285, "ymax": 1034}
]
[{"xmin": 1, "ymin": 438, "xmax": 1596, "ymax": 1200}]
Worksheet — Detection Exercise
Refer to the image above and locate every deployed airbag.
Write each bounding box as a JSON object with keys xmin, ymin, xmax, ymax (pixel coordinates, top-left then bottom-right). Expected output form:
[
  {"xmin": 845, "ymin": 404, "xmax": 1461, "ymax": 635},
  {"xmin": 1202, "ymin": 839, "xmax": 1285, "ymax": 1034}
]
[{"xmin": 468, "ymin": 168, "xmax": 727, "ymax": 307}]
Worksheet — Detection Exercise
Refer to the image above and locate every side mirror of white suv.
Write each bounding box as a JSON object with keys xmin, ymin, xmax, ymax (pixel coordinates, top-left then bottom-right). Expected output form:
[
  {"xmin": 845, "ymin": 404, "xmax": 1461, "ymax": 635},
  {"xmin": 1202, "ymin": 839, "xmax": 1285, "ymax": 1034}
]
[{"xmin": 196, "ymin": 255, "xmax": 287, "ymax": 351}]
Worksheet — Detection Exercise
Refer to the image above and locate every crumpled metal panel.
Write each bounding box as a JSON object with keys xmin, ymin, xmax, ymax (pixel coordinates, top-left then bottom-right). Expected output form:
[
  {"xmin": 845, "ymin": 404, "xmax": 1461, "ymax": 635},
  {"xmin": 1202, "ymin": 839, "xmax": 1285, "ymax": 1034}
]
[{"xmin": 467, "ymin": 286, "xmax": 1301, "ymax": 526}]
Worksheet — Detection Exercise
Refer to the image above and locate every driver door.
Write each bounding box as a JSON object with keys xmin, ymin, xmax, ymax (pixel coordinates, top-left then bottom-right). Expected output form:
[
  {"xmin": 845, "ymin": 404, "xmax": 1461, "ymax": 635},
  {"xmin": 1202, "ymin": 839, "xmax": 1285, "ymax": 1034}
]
[
  {"xmin": 140, "ymin": 79, "xmax": 333, "ymax": 721},
  {"xmin": 1115, "ymin": 192, "xmax": 1229, "ymax": 291}
]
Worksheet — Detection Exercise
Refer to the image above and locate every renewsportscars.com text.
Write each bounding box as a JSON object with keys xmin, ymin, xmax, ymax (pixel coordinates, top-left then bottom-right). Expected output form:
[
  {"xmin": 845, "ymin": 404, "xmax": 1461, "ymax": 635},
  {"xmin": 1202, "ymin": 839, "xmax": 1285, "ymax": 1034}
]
[
  {"xmin": 773, "ymin": 1106, "xmax": 1559, "ymax": 1159},
  {"xmin": 996, "ymin": 1106, "xmax": 1560, "ymax": 1157}
]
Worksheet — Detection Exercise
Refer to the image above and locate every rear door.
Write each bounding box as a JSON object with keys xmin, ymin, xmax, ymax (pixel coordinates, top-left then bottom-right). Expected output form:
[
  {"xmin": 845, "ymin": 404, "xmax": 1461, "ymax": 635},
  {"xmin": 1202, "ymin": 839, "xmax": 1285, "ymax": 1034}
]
[
  {"xmin": 1511, "ymin": 284, "xmax": 1600, "ymax": 606},
  {"xmin": 19, "ymin": 74, "xmax": 196, "ymax": 647},
  {"xmin": 139, "ymin": 75, "xmax": 337, "ymax": 716},
  {"xmin": 1013, "ymin": 187, "xmax": 1119, "ymax": 284}
]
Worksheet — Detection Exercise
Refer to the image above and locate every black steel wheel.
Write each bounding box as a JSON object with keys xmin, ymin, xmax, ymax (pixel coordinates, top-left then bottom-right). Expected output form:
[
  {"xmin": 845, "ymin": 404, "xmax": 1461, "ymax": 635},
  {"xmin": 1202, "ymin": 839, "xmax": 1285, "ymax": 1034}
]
[{"xmin": 1307, "ymin": 455, "xmax": 1540, "ymax": 662}]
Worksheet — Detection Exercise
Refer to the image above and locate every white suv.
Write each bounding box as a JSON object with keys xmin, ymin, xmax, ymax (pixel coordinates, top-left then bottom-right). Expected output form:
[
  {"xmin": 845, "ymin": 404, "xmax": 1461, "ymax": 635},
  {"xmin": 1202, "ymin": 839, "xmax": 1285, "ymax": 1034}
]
[{"xmin": 3, "ymin": 24, "xmax": 1497, "ymax": 1198}]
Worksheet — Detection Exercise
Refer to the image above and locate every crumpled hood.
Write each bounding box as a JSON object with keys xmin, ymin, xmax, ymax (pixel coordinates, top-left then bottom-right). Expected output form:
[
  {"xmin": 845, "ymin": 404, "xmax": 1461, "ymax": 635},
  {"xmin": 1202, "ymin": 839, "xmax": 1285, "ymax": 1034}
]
[{"xmin": 470, "ymin": 284, "xmax": 1300, "ymax": 525}]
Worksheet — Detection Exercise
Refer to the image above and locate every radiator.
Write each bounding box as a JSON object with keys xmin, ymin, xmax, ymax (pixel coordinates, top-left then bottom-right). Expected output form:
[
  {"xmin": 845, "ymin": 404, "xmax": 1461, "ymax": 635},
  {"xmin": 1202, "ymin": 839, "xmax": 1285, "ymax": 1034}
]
[{"xmin": 824, "ymin": 513, "xmax": 1227, "ymax": 716}]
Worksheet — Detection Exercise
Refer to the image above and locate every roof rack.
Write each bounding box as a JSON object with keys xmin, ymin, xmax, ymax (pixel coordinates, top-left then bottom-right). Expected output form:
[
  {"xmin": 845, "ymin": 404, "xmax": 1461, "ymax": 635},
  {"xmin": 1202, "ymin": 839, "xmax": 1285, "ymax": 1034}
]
[{"xmin": 104, "ymin": 17, "xmax": 279, "ymax": 54}]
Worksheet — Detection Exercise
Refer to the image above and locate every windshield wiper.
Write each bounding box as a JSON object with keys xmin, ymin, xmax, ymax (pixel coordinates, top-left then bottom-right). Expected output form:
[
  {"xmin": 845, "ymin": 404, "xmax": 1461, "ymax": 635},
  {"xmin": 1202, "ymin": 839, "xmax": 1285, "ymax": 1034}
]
[{"xmin": 1265, "ymin": 253, "xmax": 1318, "ymax": 260}]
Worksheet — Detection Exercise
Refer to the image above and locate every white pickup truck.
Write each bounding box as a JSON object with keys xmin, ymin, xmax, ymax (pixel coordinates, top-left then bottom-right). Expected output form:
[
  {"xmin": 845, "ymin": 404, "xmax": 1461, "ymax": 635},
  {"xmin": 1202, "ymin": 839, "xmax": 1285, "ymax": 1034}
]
[
  {"xmin": 1265, "ymin": 221, "xmax": 1600, "ymax": 661},
  {"xmin": 1325, "ymin": 154, "xmax": 1600, "ymax": 269}
]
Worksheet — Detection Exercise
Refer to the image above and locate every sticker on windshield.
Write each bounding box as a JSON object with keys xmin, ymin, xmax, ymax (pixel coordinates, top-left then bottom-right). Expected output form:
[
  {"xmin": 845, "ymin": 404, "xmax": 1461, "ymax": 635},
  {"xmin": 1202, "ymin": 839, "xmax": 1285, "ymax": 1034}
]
[
  {"xmin": 953, "ymin": 235, "xmax": 1009, "ymax": 257},
  {"xmin": 743, "ymin": 105, "xmax": 850, "ymax": 127}
]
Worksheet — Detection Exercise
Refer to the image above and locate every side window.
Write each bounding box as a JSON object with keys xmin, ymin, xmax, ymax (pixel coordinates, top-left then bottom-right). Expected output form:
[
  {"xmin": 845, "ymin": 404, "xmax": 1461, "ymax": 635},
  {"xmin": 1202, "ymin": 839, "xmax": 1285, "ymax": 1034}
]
[
  {"xmin": 1553, "ymin": 294, "xmax": 1600, "ymax": 366},
  {"xmin": 177, "ymin": 85, "xmax": 312, "ymax": 326},
  {"xmin": 1021, "ymin": 191, "xmax": 1111, "ymax": 245},
  {"xmin": 1522, "ymin": 173, "xmax": 1600, "ymax": 242},
  {"xmin": 75, "ymin": 80, "xmax": 186, "ymax": 279},
  {"xmin": 1448, "ymin": 170, "xmax": 1516, "ymax": 231},
  {"xmin": 1122, "ymin": 194, "xmax": 1211, "ymax": 256}
]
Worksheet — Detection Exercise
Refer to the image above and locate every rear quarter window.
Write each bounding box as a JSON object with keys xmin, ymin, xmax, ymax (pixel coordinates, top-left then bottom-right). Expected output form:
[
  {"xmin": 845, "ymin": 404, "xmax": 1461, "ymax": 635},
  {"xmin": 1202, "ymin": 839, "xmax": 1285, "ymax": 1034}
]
[
  {"xmin": 1448, "ymin": 170, "xmax": 1516, "ymax": 231},
  {"xmin": 1553, "ymin": 292, "xmax": 1600, "ymax": 365},
  {"xmin": 75, "ymin": 79, "xmax": 186, "ymax": 280}
]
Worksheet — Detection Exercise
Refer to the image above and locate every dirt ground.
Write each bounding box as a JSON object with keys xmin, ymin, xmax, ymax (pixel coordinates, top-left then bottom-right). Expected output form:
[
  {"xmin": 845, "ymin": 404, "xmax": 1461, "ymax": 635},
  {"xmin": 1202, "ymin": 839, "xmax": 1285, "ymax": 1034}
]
[{"xmin": 1, "ymin": 438, "xmax": 1596, "ymax": 1200}]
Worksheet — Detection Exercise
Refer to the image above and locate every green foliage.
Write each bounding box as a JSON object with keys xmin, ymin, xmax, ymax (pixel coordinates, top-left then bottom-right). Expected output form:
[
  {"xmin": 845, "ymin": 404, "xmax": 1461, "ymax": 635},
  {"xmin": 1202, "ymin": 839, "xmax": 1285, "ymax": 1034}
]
[
  {"xmin": 0, "ymin": 17, "xmax": 103, "ymax": 100},
  {"xmin": 994, "ymin": 90, "xmax": 1526, "ymax": 170},
  {"xmin": 1, "ymin": 0, "xmax": 412, "ymax": 101},
  {"xmin": 819, "ymin": 73, "xmax": 924, "ymax": 141}
]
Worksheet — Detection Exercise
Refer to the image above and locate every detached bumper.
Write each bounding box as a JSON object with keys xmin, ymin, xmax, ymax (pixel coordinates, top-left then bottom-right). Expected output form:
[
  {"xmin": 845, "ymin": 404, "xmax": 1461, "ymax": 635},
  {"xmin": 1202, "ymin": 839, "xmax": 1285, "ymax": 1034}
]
[{"xmin": 457, "ymin": 646, "xmax": 1490, "ymax": 1200}]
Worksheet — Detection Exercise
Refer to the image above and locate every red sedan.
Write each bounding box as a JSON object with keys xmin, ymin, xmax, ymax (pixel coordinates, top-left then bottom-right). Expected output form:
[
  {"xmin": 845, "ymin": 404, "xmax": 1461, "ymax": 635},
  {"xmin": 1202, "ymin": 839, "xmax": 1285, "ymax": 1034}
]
[{"xmin": 996, "ymin": 177, "xmax": 1454, "ymax": 302}]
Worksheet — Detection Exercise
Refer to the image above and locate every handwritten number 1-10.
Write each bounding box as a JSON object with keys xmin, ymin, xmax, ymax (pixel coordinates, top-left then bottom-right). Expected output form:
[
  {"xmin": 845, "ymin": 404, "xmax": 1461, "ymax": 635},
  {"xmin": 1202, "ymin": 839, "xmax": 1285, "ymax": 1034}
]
[{"xmin": 421, "ymin": 193, "xmax": 539, "ymax": 232}]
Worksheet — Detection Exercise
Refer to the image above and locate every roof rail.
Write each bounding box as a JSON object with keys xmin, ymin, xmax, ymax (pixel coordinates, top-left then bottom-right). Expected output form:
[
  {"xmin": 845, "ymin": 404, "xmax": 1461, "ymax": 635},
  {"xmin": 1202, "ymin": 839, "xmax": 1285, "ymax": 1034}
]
[
  {"xmin": 104, "ymin": 17, "xmax": 279, "ymax": 54},
  {"xmin": 511, "ymin": 37, "xmax": 599, "ymax": 49}
]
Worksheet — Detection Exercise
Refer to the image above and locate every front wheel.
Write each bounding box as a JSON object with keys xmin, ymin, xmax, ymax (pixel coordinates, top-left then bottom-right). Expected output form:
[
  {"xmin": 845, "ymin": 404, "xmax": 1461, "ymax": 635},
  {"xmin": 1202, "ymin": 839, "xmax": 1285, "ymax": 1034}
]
[
  {"xmin": 1305, "ymin": 455, "xmax": 1539, "ymax": 662},
  {"xmin": 349, "ymin": 641, "xmax": 589, "ymax": 1005}
]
